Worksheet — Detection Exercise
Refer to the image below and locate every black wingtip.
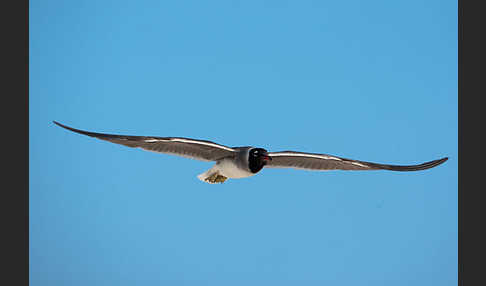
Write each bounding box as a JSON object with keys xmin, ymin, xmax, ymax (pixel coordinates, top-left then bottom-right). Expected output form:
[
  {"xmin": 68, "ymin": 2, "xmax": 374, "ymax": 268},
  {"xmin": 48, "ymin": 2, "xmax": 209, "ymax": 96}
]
[
  {"xmin": 53, "ymin": 121, "xmax": 79, "ymax": 133},
  {"xmin": 53, "ymin": 120, "xmax": 63, "ymax": 128},
  {"xmin": 53, "ymin": 121, "xmax": 141, "ymax": 142},
  {"xmin": 438, "ymin": 157, "xmax": 449, "ymax": 164},
  {"xmin": 427, "ymin": 156, "xmax": 449, "ymax": 169},
  {"xmin": 52, "ymin": 121, "xmax": 101, "ymax": 138},
  {"xmin": 374, "ymin": 156, "xmax": 449, "ymax": 171}
]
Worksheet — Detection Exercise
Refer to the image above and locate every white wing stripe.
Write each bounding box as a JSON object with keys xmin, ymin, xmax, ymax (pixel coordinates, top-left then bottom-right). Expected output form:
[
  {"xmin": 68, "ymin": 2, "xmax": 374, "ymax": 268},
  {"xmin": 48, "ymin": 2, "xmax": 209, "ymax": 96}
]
[
  {"xmin": 269, "ymin": 152, "xmax": 342, "ymax": 161},
  {"xmin": 143, "ymin": 138, "xmax": 234, "ymax": 152},
  {"xmin": 350, "ymin": 162, "xmax": 368, "ymax": 168}
]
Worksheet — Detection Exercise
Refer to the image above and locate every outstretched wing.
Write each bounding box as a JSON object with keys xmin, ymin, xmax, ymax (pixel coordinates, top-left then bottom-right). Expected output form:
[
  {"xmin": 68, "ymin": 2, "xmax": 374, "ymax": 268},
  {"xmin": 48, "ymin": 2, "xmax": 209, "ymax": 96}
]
[
  {"xmin": 54, "ymin": 121, "xmax": 235, "ymax": 161},
  {"xmin": 266, "ymin": 151, "xmax": 447, "ymax": 171}
]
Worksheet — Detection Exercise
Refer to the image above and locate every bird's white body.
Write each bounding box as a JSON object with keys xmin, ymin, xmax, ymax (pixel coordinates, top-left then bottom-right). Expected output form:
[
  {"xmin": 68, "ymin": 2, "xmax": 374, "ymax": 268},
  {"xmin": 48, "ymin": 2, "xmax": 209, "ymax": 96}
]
[
  {"xmin": 197, "ymin": 158, "xmax": 255, "ymax": 183},
  {"xmin": 217, "ymin": 158, "xmax": 254, "ymax": 178}
]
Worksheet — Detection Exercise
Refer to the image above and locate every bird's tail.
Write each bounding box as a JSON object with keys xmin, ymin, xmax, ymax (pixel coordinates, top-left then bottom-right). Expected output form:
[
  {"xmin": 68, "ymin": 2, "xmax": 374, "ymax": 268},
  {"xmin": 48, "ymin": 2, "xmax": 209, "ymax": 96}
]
[{"xmin": 197, "ymin": 169, "xmax": 213, "ymax": 183}]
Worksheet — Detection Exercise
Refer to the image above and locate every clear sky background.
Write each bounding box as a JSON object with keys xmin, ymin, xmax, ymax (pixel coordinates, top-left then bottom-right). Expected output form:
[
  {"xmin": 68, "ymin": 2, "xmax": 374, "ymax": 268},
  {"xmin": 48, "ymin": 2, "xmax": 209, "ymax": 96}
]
[{"xmin": 30, "ymin": 1, "xmax": 457, "ymax": 285}]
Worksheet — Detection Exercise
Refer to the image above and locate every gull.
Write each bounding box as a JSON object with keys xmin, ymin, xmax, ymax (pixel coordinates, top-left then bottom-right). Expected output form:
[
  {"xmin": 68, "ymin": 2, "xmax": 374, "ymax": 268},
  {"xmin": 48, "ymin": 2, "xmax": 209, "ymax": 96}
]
[{"xmin": 53, "ymin": 121, "xmax": 448, "ymax": 184}]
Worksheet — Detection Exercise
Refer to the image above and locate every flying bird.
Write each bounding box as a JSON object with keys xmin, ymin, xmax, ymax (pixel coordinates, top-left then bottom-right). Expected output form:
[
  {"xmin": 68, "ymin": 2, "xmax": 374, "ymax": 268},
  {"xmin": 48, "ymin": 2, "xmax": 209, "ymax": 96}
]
[{"xmin": 53, "ymin": 121, "xmax": 448, "ymax": 184}]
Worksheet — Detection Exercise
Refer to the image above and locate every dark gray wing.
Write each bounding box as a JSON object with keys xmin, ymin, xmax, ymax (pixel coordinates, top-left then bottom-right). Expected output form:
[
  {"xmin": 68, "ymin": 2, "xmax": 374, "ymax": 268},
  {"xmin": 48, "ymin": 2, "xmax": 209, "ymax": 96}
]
[
  {"xmin": 54, "ymin": 121, "xmax": 235, "ymax": 161},
  {"xmin": 266, "ymin": 151, "xmax": 448, "ymax": 171}
]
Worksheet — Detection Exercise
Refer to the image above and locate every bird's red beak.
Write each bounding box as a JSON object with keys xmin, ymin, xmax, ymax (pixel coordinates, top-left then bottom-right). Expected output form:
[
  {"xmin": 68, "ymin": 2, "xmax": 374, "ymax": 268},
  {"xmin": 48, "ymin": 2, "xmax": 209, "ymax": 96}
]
[{"xmin": 263, "ymin": 154, "xmax": 272, "ymax": 161}]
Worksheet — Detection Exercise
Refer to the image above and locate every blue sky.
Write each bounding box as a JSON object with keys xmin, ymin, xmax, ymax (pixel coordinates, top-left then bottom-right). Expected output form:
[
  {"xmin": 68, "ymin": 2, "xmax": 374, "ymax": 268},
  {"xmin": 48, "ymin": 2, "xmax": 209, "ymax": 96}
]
[{"xmin": 30, "ymin": 1, "xmax": 457, "ymax": 285}]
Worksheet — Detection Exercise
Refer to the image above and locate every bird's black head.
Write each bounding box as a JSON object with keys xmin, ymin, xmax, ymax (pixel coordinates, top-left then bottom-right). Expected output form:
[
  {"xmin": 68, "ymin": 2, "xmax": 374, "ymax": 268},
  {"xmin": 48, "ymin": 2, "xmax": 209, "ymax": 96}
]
[{"xmin": 248, "ymin": 148, "xmax": 272, "ymax": 173}]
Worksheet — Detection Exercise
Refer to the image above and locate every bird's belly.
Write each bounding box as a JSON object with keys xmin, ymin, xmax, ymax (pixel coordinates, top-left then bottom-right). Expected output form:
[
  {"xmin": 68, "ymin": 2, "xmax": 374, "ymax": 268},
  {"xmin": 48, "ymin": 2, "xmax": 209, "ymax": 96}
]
[{"xmin": 216, "ymin": 160, "xmax": 254, "ymax": 178}]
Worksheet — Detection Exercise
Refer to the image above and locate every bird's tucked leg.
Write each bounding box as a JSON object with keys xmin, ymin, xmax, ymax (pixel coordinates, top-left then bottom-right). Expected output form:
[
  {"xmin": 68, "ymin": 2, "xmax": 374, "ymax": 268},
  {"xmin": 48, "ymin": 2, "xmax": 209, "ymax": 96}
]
[
  {"xmin": 197, "ymin": 167, "xmax": 228, "ymax": 184},
  {"xmin": 205, "ymin": 173, "xmax": 228, "ymax": 184}
]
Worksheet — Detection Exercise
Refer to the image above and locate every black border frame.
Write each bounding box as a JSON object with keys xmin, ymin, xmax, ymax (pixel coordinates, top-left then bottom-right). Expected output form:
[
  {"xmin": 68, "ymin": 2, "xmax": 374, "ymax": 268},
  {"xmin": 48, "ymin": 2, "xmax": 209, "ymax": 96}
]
[
  {"xmin": 3, "ymin": 0, "xmax": 476, "ymax": 284},
  {"xmin": 458, "ymin": 0, "xmax": 482, "ymax": 285},
  {"xmin": 3, "ymin": 0, "xmax": 28, "ymax": 285}
]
